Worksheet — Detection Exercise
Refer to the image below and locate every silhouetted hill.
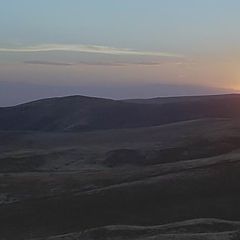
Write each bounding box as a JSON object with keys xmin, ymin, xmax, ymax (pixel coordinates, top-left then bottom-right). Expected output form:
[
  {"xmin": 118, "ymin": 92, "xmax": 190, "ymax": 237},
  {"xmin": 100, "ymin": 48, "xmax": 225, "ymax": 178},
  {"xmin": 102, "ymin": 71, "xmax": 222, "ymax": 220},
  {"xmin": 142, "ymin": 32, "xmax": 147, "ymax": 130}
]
[
  {"xmin": 0, "ymin": 94, "xmax": 240, "ymax": 131},
  {"xmin": 124, "ymin": 93, "xmax": 240, "ymax": 104}
]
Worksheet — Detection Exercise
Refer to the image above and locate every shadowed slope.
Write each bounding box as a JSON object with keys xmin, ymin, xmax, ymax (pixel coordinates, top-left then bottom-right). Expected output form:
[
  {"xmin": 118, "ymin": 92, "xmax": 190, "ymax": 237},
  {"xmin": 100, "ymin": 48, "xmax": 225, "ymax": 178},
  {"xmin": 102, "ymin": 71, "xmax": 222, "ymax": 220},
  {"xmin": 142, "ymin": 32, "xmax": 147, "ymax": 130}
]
[
  {"xmin": 33, "ymin": 219, "xmax": 240, "ymax": 240},
  {"xmin": 0, "ymin": 94, "xmax": 240, "ymax": 131}
]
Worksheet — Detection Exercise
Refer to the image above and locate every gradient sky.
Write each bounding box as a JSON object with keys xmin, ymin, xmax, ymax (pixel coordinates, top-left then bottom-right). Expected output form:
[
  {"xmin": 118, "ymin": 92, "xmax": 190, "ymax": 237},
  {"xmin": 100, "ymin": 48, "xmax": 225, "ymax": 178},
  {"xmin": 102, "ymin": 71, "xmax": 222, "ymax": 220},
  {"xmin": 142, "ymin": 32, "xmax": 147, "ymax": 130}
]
[{"xmin": 0, "ymin": 0, "xmax": 240, "ymax": 105}]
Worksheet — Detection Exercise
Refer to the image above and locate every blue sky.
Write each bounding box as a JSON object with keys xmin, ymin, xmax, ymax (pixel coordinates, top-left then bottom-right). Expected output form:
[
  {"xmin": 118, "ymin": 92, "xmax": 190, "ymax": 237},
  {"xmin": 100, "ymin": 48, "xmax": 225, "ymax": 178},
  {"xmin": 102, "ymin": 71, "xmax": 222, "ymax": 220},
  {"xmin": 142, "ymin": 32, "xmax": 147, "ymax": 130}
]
[
  {"xmin": 1, "ymin": 0, "xmax": 240, "ymax": 52},
  {"xmin": 0, "ymin": 1, "xmax": 240, "ymax": 105}
]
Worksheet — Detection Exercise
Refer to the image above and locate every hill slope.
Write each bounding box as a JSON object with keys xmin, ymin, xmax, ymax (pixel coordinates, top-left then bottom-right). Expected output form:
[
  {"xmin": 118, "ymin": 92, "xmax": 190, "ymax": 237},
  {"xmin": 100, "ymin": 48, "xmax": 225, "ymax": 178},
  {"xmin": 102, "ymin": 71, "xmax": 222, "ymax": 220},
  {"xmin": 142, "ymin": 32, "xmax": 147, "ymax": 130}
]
[
  {"xmin": 0, "ymin": 94, "xmax": 240, "ymax": 131},
  {"xmin": 1, "ymin": 118, "xmax": 240, "ymax": 238},
  {"xmin": 34, "ymin": 219, "xmax": 240, "ymax": 240}
]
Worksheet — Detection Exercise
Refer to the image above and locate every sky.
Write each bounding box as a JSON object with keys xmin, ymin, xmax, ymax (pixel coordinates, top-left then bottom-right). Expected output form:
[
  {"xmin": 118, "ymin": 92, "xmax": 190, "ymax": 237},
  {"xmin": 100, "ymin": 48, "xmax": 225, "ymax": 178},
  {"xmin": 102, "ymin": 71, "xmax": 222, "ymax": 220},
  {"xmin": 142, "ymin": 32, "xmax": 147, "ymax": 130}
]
[{"xmin": 0, "ymin": 0, "xmax": 240, "ymax": 105}]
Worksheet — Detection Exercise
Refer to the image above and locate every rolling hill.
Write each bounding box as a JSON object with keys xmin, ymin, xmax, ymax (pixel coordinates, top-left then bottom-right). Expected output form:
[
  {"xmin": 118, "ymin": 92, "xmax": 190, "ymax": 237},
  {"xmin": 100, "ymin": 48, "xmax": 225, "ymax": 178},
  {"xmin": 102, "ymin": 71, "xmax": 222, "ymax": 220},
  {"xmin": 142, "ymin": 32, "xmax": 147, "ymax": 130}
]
[
  {"xmin": 34, "ymin": 219, "xmax": 240, "ymax": 240},
  {"xmin": 1, "ymin": 118, "xmax": 240, "ymax": 239},
  {"xmin": 1, "ymin": 94, "xmax": 240, "ymax": 239},
  {"xmin": 0, "ymin": 94, "xmax": 240, "ymax": 131}
]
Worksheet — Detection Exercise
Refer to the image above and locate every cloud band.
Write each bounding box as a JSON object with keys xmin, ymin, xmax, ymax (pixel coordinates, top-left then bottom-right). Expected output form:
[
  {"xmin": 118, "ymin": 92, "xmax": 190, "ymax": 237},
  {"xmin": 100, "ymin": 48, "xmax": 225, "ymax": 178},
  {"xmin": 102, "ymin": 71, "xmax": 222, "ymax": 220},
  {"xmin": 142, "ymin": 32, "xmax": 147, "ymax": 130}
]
[{"xmin": 0, "ymin": 44, "xmax": 183, "ymax": 58}]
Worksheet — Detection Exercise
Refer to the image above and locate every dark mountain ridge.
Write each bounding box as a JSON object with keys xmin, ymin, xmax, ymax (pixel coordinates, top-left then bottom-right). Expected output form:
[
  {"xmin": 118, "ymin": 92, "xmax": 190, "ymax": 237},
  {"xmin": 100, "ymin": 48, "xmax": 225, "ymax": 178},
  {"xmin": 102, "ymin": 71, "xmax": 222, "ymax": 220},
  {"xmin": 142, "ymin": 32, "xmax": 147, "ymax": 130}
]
[{"xmin": 0, "ymin": 94, "xmax": 240, "ymax": 131}]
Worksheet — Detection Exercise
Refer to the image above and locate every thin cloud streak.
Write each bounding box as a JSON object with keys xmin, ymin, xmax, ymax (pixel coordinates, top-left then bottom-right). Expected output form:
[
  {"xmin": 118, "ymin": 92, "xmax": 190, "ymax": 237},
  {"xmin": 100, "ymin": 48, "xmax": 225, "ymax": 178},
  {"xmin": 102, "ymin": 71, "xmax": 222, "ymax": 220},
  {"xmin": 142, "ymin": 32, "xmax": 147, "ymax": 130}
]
[
  {"xmin": 24, "ymin": 61, "xmax": 75, "ymax": 66},
  {"xmin": 24, "ymin": 60, "xmax": 124, "ymax": 67},
  {"xmin": 0, "ymin": 44, "xmax": 184, "ymax": 58},
  {"xmin": 23, "ymin": 60, "xmax": 186, "ymax": 67}
]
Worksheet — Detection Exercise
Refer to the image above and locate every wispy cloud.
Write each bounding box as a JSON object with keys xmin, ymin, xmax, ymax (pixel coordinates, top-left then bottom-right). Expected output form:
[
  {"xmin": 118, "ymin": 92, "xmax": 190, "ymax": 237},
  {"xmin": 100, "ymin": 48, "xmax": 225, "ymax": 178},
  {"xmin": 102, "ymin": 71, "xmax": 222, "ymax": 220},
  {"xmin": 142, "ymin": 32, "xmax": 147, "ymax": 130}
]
[
  {"xmin": 24, "ymin": 60, "xmax": 75, "ymax": 66},
  {"xmin": 24, "ymin": 60, "xmax": 125, "ymax": 67},
  {"xmin": 0, "ymin": 44, "xmax": 184, "ymax": 58},
  {"xmin": 24, "ymin": 59, "xmax": 187, "ymax": 67}
]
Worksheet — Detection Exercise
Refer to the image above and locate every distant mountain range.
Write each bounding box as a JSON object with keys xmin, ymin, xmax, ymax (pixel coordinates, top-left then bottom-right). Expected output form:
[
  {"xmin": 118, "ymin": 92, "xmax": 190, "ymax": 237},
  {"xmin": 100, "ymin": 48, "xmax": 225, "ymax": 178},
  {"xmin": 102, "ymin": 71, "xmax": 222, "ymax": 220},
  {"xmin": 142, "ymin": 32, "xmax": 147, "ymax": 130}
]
[
  {"xmin": 0, "ymin": 94, "xmax": 240, "ymax": 131},
  {"xmin": 0, "ymin": 81, "xmax": 231, "ymax": 107}
]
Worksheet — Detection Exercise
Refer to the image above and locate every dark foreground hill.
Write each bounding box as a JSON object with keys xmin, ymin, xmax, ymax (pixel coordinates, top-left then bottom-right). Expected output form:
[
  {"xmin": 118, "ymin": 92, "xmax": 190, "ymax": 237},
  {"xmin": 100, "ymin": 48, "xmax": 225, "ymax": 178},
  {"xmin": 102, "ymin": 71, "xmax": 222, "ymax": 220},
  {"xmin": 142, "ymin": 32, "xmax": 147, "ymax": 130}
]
[
  {"xmin": 1, "ymin": 95, "xmax": 240, "ymax": 239},
  {"xmin": 0, "ymin": 94, "xmax": 240, "ymax": 131},
  {"xmin": 1, "ymin": 119, "xmax": 240, "ymax": 239},
  {"xmin": 35, "ymin": 219, "xmax": 240, "ymax": 240}
]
